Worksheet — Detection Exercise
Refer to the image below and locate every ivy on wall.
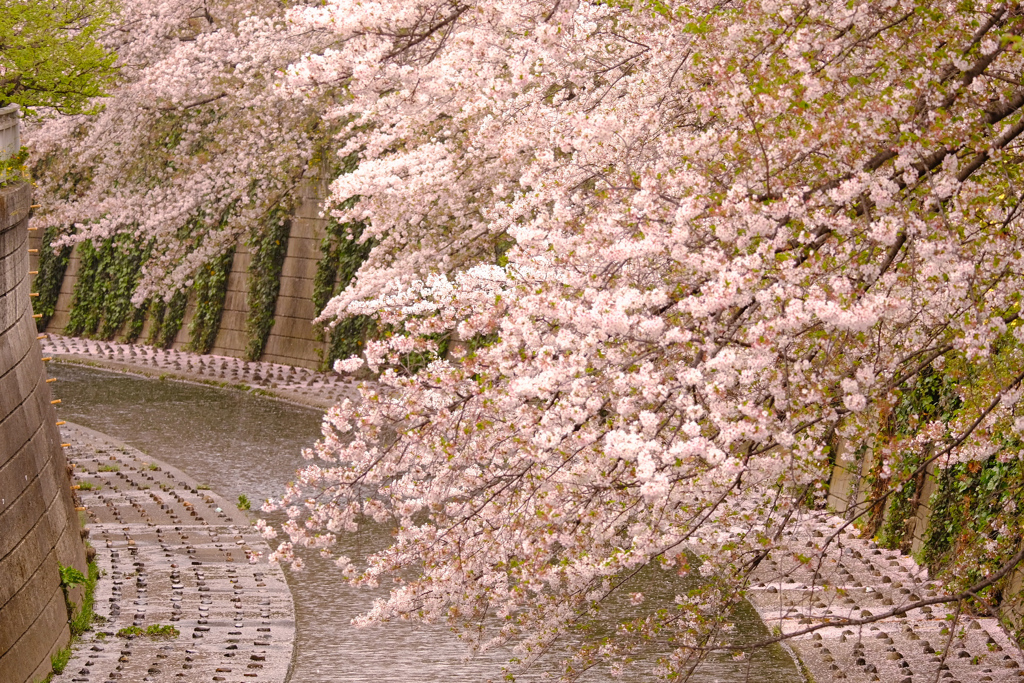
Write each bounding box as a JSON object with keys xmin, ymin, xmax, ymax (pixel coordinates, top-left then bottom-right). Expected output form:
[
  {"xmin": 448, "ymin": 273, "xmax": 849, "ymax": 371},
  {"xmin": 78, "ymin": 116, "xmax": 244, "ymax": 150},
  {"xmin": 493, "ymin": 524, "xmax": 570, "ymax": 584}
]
[
  {"xmin": 875, "ymin": 452, "xmax": 925, "ymax": 553},
  {"xmin": 187, "ymin": 247, "xmax": 234, "ymax": 354},
  {"xmin": 244, "ymin": 207, "xmax": 291, "ymax": 361},
  {"xmin": 123, "ymin": 301, "xmax": 147, "ymax": 343},
  {"xmin": 141, "ymin": 290, "xmax": 188, "ymax": 350},
  {"xmin": 842, "ymin": 337, "xmax": 1024, "ymax": 627},
  {"xmin": 32, "ymin": 224, "xmax": 72, "ymax": 332},
  {"xmin": 144, "ymin": 299, "xmax": 166, "ymax": 347},
  {"xmin": 99, "ymin": 238, "xmax": 148, "ymax": 339},
  {"xmin": 64, "ymin": 234, "xmax": 149, "ymax": 339},
  {"xmin": 312, "ymin": 213, "xmax": 375, "ymax": 371},
  {"xmin": 154, "ymin": 290, "xmax": 187, "ymax": 349},
  {"xmin": 920, "ymin": 454, "xmax": 1024, "ymax": 615},
  {"xmin": 856, "ymin": 369, "xmax": 963, "ymax": 545},
  {"xmin": 871, "ymin": 371, "xmax": 963, "ymax": 550},
  {"xmin": 63, "ymin": 239, "xmax": 101, "ymax": 336}
]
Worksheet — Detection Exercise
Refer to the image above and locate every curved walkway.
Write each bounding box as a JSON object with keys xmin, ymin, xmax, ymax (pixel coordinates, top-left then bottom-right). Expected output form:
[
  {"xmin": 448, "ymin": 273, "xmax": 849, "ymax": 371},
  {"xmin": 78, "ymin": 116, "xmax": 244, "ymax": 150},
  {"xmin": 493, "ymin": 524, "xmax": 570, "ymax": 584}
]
[
  {"xmin": 52, "ymin": 423, "xmax": 294, "ymax": 683},
  {"xmin": 42, "ymin": 335, "xmax": 357, "ymax": 410}
]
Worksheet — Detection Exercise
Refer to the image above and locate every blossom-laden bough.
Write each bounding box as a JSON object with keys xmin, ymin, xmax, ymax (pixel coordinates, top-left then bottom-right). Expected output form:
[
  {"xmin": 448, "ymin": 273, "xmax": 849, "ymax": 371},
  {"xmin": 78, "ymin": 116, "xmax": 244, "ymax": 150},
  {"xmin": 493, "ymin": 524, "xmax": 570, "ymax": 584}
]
[
  {"xmin": 26, "ymin": 0, "xmax": 344, "ymax": 297},
  {"xmin": 266, "ymin": 0, "xmax": 1024, "ymax": 678}
]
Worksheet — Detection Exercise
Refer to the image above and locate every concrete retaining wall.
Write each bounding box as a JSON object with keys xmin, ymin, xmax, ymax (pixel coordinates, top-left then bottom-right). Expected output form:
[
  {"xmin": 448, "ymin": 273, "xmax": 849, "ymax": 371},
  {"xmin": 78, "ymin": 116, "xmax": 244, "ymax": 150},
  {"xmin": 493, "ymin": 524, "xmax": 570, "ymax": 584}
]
[
  {"xmin": 39, "ymin": 177, "xmax": 333, "ymax": 369},
  {"xmin": 0, "ymin": 182, "xmax": 87, "ymax": 683}
]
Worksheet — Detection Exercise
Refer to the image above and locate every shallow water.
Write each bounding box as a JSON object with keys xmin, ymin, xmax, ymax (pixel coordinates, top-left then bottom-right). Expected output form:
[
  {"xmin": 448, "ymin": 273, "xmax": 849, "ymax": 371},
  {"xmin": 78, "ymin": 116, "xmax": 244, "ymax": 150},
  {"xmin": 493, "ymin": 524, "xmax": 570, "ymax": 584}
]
[{"xmin": 52, "ymin": 363, "xmax": 800, "ymax": 683}]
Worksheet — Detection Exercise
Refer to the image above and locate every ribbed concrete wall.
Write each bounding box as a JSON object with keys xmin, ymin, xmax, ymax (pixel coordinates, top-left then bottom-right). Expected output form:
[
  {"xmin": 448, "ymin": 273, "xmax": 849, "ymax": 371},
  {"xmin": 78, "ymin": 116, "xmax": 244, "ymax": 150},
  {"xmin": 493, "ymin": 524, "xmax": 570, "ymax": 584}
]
[
  {"xmin": 0, "ymin": 182, "xmax": 87, "ymax": 683},
  {"xmin": 208, "ymin": 175, "xmax": 331, "ymax": 367},
  {"xmin": 42, "ymin": 177, "xmax": 332, "ymax": 369}
]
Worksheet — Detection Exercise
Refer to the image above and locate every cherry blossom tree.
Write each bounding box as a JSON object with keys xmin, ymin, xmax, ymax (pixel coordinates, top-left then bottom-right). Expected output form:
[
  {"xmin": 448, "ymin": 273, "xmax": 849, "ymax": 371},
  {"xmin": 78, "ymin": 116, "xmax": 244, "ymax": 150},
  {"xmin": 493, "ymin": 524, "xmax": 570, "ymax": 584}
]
[
  {"xmin": 263, "ymin": 0, "xmax": 1024, "ymax": 678},
  {"xmin": 25, "ymin": 0, "xmax": 341, "ymax": 294},
  {"xmin": 28, "ymin": 0, "xmax": 1024, "ymax": 676}
]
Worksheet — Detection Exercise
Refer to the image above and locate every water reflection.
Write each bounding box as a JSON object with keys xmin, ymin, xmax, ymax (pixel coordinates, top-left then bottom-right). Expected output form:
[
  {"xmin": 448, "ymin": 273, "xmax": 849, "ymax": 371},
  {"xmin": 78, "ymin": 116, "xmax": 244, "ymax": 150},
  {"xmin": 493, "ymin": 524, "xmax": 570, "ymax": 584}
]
[{"xmin": 51, "ymin": 363, "xmax": 800, "ymax": 683}]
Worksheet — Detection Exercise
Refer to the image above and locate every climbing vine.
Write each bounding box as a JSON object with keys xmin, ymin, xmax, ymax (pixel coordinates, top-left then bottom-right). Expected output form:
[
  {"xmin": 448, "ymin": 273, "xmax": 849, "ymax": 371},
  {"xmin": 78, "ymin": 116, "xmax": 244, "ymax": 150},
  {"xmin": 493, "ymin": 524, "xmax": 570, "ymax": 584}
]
[
  {"xmin": 156, "ymin": 290, "xmax": 187, "ymax": 349},
  {"xmin": 123, "ymin": 301, "xmax": 148, "ymax": 343},
  {"xmin": 146, "ymin": 290, "xmax": 187, "ymax": 350},
  {"xmin": 64, "ymin": 239, "xmax": 100, "ymax": 336},
  {"xmin": 921, "ymin": 454, "xmax": 1024, "ymax": 614},
  {"xmin": 98, "ymin": 238, "xmax": 148, "ymax": 339},
  {"xmin": 244, "ymin": 206, "xmax": 291, "ymax": 361},
  {"xmin": 875, "ymin": 452, "xmax": 926, "ymax": 553},
  {"xmin": 313, "ymin": 210, "xmax": 375, "ymax": 370},
  {"xmin": 872, "ymin": 370, "xmax": 963, "ymax": 550},
  {"xmin": 187, "ymin": 247, "xmax": 234, "ymax": 354},
  {"xmin": 64, "ymin": 234, "xmax": 149, "ymax": 339},
  {"xmin": 32, "ymin": 224, "xmax": 72, "ymax": 332}
]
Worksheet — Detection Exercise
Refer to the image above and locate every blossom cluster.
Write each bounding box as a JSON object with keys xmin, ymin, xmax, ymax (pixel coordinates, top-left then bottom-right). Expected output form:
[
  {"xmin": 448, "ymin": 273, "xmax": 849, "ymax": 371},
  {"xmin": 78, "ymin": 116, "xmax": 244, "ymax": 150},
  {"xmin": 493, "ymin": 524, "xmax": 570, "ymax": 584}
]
[{"xmin": 26, "ymin": 0, "xmax": 340, "ymax": 297}]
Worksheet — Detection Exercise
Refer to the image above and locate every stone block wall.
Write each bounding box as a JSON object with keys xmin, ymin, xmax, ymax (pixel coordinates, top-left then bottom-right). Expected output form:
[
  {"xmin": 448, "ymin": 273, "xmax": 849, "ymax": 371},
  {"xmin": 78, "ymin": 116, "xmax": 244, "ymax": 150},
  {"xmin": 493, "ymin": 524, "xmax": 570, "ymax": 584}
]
[{"xmin": 0, "ymin": 182, "xmax": 87, "ymax": 683}]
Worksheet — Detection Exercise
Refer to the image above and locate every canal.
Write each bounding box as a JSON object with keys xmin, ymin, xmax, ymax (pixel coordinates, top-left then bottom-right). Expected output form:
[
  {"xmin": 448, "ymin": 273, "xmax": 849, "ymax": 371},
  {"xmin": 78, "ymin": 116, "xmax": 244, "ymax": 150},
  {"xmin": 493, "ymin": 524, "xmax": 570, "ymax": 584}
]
[{"xmin": 51, "ymin": 362, "xmax": 801, "ymax": 683}]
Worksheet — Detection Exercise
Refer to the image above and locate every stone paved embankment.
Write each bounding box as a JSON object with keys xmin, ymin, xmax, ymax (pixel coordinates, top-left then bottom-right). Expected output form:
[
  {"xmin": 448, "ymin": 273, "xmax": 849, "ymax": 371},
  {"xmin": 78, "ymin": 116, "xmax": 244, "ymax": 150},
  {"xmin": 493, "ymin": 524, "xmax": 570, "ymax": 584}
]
[
  {"xmin": 51, "ymin": 423, "xmax": 293, "ymax": 683},
  {"xmin": 43, "ymin": 334, "xmax": 1024, "ymax": 683},
  {"xmin": 42, "ymin": 334, "xmax": 357, "ymax": 410},
  {"xmin": 744, "ymin": 511, "xmax": 1024, "ymax": 683}
]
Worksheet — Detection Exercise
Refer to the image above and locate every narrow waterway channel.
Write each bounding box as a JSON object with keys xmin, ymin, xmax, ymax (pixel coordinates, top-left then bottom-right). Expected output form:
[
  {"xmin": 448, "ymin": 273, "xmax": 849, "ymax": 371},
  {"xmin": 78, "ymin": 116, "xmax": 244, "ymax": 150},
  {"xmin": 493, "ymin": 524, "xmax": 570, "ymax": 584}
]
[{"xmin": 51, "ymin": 362, "xmax": 801, "ymax": 683}]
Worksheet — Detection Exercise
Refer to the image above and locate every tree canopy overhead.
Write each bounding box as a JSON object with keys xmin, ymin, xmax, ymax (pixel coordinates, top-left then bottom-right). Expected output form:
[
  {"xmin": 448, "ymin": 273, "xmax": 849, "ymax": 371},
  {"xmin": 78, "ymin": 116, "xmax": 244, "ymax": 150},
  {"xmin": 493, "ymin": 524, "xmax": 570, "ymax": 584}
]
[
  {"xmin": 0, "ymin": 0, "xmax": 117, "ymax": 115},
  {"xmin": 266, "ymin": 0, "xmax": 1024, "ymax": 677}
]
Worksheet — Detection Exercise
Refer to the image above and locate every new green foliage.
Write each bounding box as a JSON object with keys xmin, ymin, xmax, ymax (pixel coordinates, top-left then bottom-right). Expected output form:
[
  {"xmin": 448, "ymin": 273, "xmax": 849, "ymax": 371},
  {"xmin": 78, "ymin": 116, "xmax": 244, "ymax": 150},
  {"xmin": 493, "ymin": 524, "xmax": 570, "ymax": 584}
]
[
  {"xmin": 153, "ymin": 290, "xmax": 187, "ymax": 349},
  {"xmin": 0, "ymin": 0, "xmax": 118, "ymax": 115},
  {"xmin": 0, "ymin": 146, "xmax": 28, "ymax": 186},
  {"xmin": 312, "ymin": 214, "xmax": 374, "ymax": 370},
  {"xmin": 64, "ymin": 234, "xmax": 149, "ymax": 339},
  {"xmin": 188, "ymin": 247, "xmax": 234, "ymax": 353},
  {"xmin": 875, "ymin": 370, "xmax": 962, "ymax": 552}
]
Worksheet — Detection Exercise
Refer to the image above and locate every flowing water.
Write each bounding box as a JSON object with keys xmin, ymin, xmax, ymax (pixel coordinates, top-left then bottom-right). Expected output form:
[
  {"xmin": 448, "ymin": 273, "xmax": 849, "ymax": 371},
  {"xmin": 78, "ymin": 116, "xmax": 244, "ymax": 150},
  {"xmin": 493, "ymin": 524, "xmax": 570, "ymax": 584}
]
[{"xmin": 51, "ymin": 363, "xmax": 801, "ymax": 683}]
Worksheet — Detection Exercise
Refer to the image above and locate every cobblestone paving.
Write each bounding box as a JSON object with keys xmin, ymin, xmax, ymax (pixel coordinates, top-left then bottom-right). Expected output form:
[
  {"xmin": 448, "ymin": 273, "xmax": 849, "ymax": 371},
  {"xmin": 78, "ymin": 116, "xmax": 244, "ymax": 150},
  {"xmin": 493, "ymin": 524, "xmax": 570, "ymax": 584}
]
[
  {"xmin": 746, "ymin": 511, "xmax": 1024, "ymax": 683},
  {"xmin": 52, "ymin": 423, "xmax": 294, "ymax": 683}
]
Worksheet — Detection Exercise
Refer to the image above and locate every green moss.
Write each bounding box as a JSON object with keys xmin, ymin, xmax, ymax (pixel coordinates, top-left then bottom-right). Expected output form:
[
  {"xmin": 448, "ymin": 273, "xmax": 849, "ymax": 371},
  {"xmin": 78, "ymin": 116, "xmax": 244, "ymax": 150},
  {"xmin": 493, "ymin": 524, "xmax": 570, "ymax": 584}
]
[
  {"xmin": 144, "ymin": 624, "xmax": 179, "ymax": 639},
  {"xmin": 244, "ymin": 207, "xmax": 291, "ymax": 361}
]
